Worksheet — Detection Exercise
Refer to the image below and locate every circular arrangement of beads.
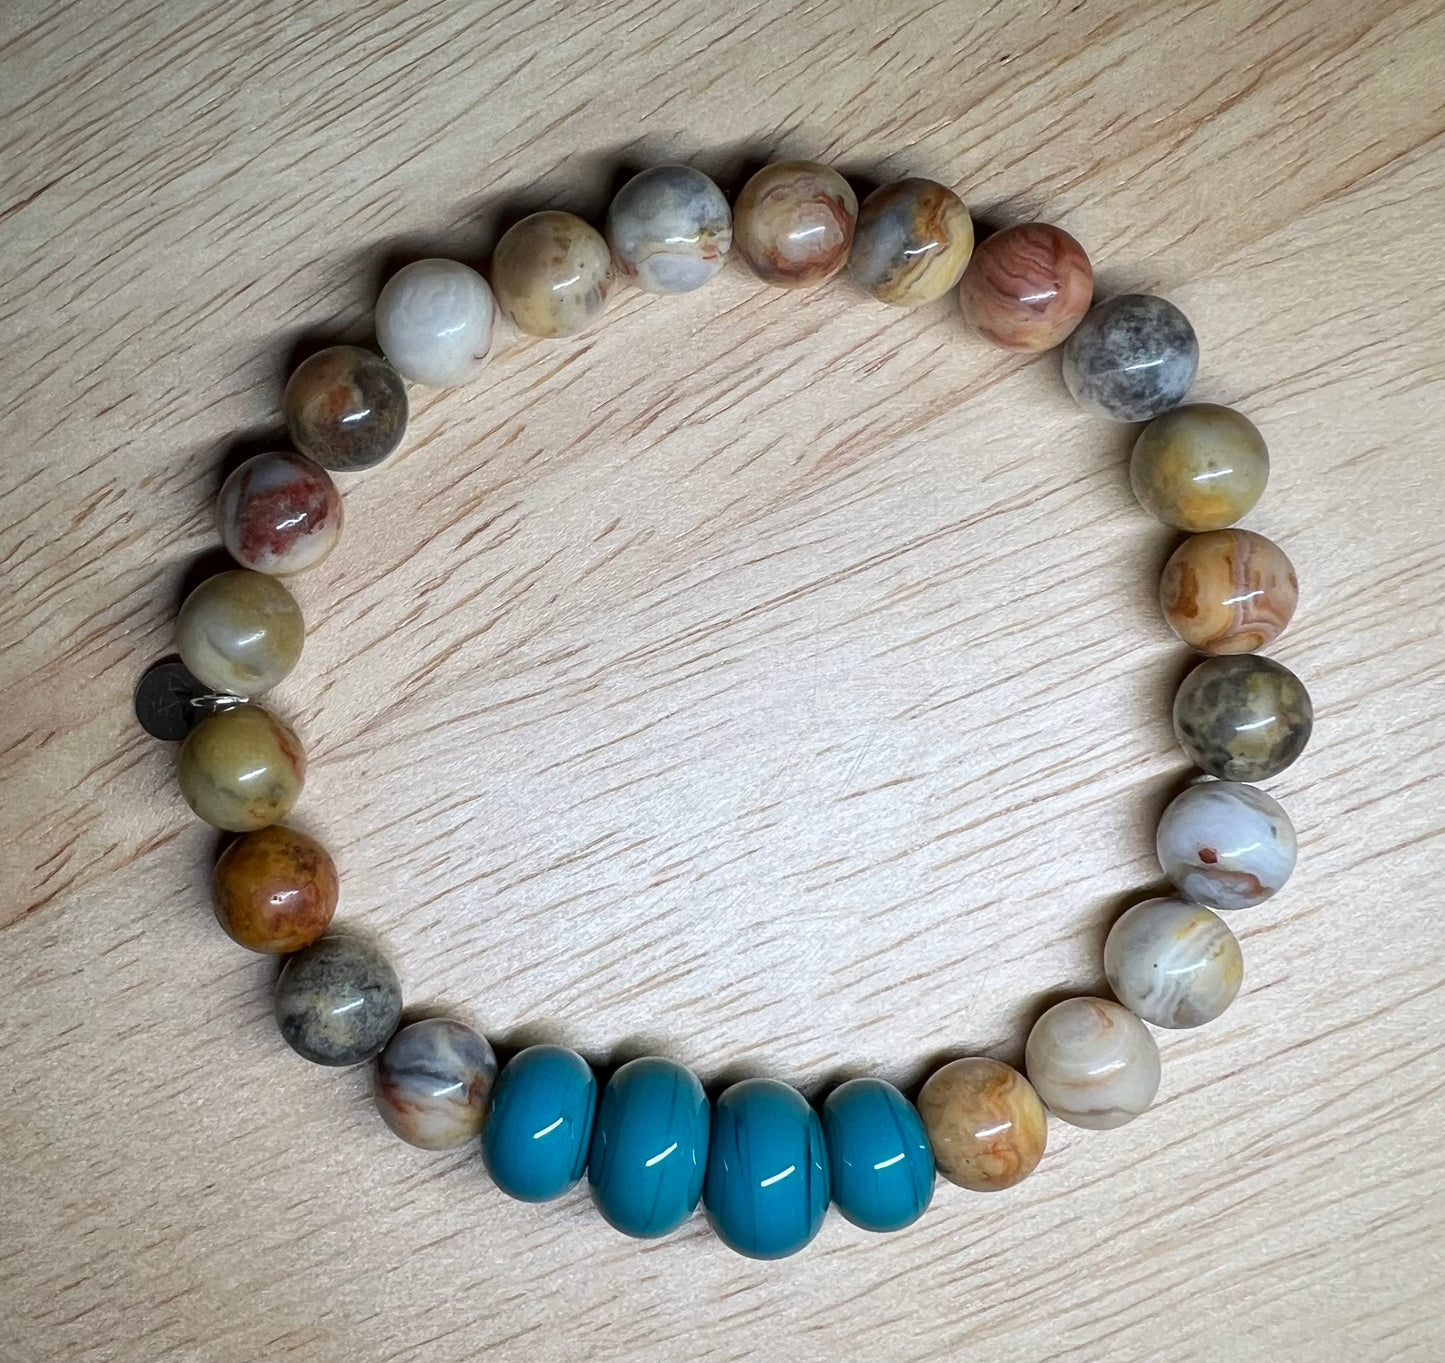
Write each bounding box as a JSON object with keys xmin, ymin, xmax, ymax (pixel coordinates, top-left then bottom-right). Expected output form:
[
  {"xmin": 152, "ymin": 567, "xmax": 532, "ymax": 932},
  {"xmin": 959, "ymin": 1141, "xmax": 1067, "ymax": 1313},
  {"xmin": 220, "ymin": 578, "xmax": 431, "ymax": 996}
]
[{"xmin": 142, "ymin": 159, "xmax": 1312, "ymax": 1259}]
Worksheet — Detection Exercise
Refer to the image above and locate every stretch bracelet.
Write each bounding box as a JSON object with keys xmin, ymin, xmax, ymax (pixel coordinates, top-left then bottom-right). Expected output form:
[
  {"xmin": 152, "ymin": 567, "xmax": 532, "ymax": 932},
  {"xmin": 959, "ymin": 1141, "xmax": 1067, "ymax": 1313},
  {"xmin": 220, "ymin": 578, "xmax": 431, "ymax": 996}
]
[{"xmin": 136, "ymin": 160, "xmax": 1312, "ymax": 1259}]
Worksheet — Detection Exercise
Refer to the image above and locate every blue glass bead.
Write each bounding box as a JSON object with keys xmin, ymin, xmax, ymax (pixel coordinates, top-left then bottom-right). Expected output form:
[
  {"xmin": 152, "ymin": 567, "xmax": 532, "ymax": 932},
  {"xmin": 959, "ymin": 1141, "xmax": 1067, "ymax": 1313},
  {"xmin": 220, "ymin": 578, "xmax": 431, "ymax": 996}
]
[
  {"xmin": 821, "ymin": 1078, "xmax": 935, "ymax": 1232},
  {"xmin": 483, "ymin": 1045, "xmax": 597, "ymax": 1203},
  {"xmin": 588, "ymin": 1057, "xmax": 709, "ymax": 1239},
  {"xmin": 703, "ymin": 1078, "xmax": 829, "ymax": 1259}
]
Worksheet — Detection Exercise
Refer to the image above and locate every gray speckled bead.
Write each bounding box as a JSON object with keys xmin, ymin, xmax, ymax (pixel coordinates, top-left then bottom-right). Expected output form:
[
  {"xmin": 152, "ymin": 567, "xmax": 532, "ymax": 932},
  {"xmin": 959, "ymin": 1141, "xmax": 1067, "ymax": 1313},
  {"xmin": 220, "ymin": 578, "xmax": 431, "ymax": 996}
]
[
  {"xmin": 1061, "ymin": 294, "xmax": 1199, "ymax": 421},
  {"xmin": 274, "ymin": 935, "xmax": 402, "ymax": 1066},
  {"xmin": 606, "ymin": 165, "xmax": 732, "ymax": 295},
  {"xmin": 1174, "ymin": 654, "xmax": 1313, "ymax": 782},
  {"xmin": 1105, "ymin": 897, "xmax": 1243, "ymax": 1028},
  {"xmin": 1157, "ymin": 780, "xmax": 1297, "ymax": 910},
  {"xmin": 373, "ymin": 1018, "xmax": 497, "ymax": 1149}
]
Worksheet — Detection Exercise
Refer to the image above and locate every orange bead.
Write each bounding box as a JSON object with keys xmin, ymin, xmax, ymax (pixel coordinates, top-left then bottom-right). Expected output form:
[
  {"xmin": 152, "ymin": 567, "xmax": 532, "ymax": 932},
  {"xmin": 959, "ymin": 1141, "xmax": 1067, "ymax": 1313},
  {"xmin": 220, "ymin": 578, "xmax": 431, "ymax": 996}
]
[
  {"xmin": 957, "ymin": 222, "xmax": 1093, "ymax": 351},
  {"xmin": 212, "ymin": 825, "xmax": 338, "ymax": 953},
  {"xmin": 1160, "ymin": 529, "xmax": 1298, "ymax": 654},
  {"xmin": 917, "ymin": 1056, "xmax": 1047, "ymax": 1191}
]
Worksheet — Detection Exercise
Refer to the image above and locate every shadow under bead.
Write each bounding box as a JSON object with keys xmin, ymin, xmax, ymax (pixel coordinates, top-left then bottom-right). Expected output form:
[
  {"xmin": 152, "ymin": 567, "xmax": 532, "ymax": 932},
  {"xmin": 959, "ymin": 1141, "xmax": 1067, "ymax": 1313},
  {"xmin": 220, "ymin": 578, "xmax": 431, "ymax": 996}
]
[
  {"xmin": 1173, "ymin": 654, "xmax": 1313, "ymax": 782},
  {"xmin": 849, "ymin": 177, "xmax": 974, "ymax": 306},
  {"xmin": 177, "ymin": 569, "xmax": 303, "ymax": 697},
  {"xmin": 212, "ymin": 824, "xmax": 337, "ymax": 952},
  {"xmin": 373, "ymin": 1018, "xmax": 497, "ymax": 1149},
  {"xmin": 218, "ymin": 450, "xmax": 343, "ymax": 575},
  {"xmin": 917, "ymin": 1056, "xmax": 1047, "ymax": 1192},
  {"xmin": 274, "ymin": 934, "xmax": 402, "ymax": 1066},
  {"xmin": 733, "ymin": 160, "xmax": 858, "ymax": 288},
  {"xmin": 1062, "ymin": 293, "xmax": 1199, "ymax": 421},
  {"xmin": 177, "ymin": 702, "xmax": 305, "ymax": 831},
  {"xmin": 957, "ymin": 221, "xmax": 1093, "ymax": 351},
  {"xmin": 283, "ymin": 345, "xmax": 408, "ymax": 472}
]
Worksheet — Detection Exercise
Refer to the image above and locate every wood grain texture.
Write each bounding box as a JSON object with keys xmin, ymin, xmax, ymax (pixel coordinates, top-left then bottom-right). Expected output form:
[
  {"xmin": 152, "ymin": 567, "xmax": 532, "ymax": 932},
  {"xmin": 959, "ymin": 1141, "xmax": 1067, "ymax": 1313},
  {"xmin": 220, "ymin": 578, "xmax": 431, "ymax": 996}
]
[{"xmin": 1, "ymin": 0, "xmax": 1443, "ymax": 1359}]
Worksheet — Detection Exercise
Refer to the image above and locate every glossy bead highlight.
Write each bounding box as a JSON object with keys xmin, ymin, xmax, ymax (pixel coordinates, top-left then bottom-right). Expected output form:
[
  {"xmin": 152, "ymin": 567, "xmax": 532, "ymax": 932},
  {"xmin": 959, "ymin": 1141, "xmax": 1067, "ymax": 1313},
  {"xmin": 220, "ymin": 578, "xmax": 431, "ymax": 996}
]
[
  {"xmin": 588, "ymin": 1057, "xmax": 709, "ymax": 1238},
  {"xmin": 483, "ymin": 1045, "xmax": 597, "ymax": 1202},
  {"xmin": 274, "ymin": 934, "xmax": 402, "ymax": 1066},
  {"xmin": 374, "ymin": 1018, "xmax": 497, "ymax": 1149},
  {"xmin": 821, "ymin": 1078, "xmax": 934, "ymax": 1231},
  {"xmin": 917, "ymin": 1057, "xmax": 1047, "ymax": 1191},
  {"xmin": 704, "ymin": 1078, "xmax": 829, "ymax": 1258},
  {"xmin": 212, "ymin": 824, "xmax": 337, "ymax": 953},
  {"xmin": 1173, "ymin": 654, "xmax": 1313, "ymax": 781}
]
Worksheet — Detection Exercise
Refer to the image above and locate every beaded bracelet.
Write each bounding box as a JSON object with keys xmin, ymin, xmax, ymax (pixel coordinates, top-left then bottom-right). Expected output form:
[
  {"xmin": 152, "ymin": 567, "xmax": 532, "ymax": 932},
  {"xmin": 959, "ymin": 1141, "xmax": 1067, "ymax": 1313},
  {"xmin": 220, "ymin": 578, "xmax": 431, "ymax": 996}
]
[{"xmin": 137, "ymin": 160, "xmax": 1312, "ymax": 1259}]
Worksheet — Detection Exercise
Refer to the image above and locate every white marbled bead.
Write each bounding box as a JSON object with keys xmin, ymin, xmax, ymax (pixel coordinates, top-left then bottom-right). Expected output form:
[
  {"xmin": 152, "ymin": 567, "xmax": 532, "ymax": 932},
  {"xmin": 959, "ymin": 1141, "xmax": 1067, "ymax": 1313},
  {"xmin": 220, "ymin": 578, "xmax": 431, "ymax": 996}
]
[
  {"xmin": 1157, "ymin": 780, "xmax": 1297, "ymax": 911},
  {"xmin": 1105, "ymin": 898, "xmax": 1243, "ymax": 1029},
  {"xmin": 375, "ymin": 258, "xmax": 495, "ymax": 387},
  {"xmin": 606, "ymin": 164, "xmax": 732, "ymax": 294},
  {"xmin": 1025, "ymin": 997, "xmax": 1160, "ymax": 1129}
]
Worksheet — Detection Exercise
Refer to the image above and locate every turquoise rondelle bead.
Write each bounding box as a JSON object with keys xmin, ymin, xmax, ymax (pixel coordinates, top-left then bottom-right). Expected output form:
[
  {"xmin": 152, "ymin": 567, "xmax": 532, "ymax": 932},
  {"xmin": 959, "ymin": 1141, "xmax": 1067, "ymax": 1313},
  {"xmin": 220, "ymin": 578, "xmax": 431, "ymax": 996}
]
[
  {"xmin": 821, "ymin": 1078, "xmax": 935, "ymax": 1232},
  {"xmin": 703, "ymin": 1078, "xmax": 829, "ymax": 1259},
  {"xmin": 588, "ymin": 1057, "xmax": 709, "ymax": 1239},
  {"xmin": 483, "ymin": 1045, "xmax": 597, "ymax": 1203}
]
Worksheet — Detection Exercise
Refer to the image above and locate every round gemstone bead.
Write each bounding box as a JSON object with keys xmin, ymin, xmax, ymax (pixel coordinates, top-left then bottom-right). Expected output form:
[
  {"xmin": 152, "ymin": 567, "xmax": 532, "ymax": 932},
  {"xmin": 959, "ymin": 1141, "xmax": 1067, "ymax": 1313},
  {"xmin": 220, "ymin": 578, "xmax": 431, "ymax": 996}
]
[
  {"xmin": 483, "ymin": 1045, "xmax": 597, "ymax": 1202},
  {"xmin": 176, "ymin": 702, "xmax": 305, "ymax": 831},
  {"xmin": 917, "ymin": 1057, "xmax": 1047, "ymax": 1192},
  {"xmin": 212, "ymin": 824, "xmax": 337, "ymax": 953},
  {"xmin": 1131, "ymin": 403, "xmax": 1270, "ymax": 531},
  {"xmin": 284, "ymin": 345, "xmax": 408, "ymax": 473},
  {"xmin": 957, "ymin": 222, "xmax": 1093, "ymax": 351},
  {"xmin": 218, "ymin": 451, "xmax": 343, "ymax": 576},
  {"xmin": 274, "ymin": 934, "xmax": 402, "ymax": 1066},
  {"xmin": 1105, "ymin": 898, "xmax": 1243, "ymax": 1029},
  {"xmin": 1160, "ymin": 529, "xmax": 1298, "ymax": 655},
  {"xmin": 177, "ymin": 570, "xmax": 303, "ymax": 697},
  {"xmin": 606, "ymin": 165, "xmax": 732, "ymax": 295},
  {"xmin": 587, "ymin": 1056, "xmax": 709, "ymax": 1238},
  {"xmin": 703, "ymin": 1078, "xmax": 829, "ymax": 1258},
  {"xmin": 375, "ymin": 258, "xmax": 495, "ymax": 387},
  {"xmin": 1025, "ymin": 997, "xmax": 1160, "ymax": 1129},
  {"xmin": 373, "ymin": 1018, "xmax": 497, "ymax": 1150},
  {"xmin": 1174, "ymin": 654, "xmax": 1313, "ymax": 782},
  {"xmin": 1157, "ymin": 780, "xmax": 1297, "ymax": 910},
  {"xmin": 1062, "ymin": 293, "xmax": 1198, "ymax": 421},
  {"xmin": 734, "ymin": 161, "xmax": 857, "ymax": 288},
  {"xmin": 491, "ymin": 211, "xmax": 613, "ymax": 338},
  {"xmin": 820, "ymin": 1077, "xmax": 934, "ymax": 1231},
  {"xmin": 849, "ymin": 178, "xmax": 974, "ymax": 306}
]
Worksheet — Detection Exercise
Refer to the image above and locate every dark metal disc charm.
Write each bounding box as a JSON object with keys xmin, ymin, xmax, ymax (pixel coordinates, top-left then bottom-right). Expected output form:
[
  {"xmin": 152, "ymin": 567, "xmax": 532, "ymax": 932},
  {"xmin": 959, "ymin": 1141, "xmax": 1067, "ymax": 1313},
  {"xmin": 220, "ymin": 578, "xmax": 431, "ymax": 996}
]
[{"xmin": 134, "ymin": 660, "xmax": 214, "ymax": 741}]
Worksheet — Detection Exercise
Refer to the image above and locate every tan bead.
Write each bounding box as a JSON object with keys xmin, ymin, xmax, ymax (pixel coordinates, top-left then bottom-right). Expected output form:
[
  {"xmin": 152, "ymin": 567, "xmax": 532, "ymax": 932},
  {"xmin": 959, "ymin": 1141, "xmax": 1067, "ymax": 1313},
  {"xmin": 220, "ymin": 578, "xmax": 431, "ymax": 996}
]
[
  {"xmin": 491, "ymin": 211, "xmax": 613, "ymax": 338},
  {"xmin": 1160, "ymin": 529, "xmax": 1298, "ymax": 654},
  {"xmin": 917, "ymin": 1057, "xmax": 1047, "ymax": 1191},
  {"xmin": 849, "ymin": 178, "xmax": 974, "ymax": 306},
  {"xmin": 734, "ymin": 161, "xmax": 857, "ymax": 288},
  {"xmin": 1130, "ymin": 404, "xmax": 1269, "ymax": 531},
  {"xmin": 177, "ymin": 570, "xmax": 303, "ymax": 697},
  {"xmin": 212, "ymin": 825, "xmax": 337, "ymax": 953},
  {"xmin": 177, "ymin": 703, "xmax": 306, "ymax": 832}
]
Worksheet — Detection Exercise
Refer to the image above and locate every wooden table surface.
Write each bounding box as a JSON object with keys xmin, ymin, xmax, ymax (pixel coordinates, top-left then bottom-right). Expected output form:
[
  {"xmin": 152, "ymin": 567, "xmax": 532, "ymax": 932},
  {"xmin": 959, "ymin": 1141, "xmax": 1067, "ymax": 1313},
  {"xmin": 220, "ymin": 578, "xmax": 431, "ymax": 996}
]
[{"xmin": 3, "ymin": 1, "xmax": 1443, "ymax": 1359}]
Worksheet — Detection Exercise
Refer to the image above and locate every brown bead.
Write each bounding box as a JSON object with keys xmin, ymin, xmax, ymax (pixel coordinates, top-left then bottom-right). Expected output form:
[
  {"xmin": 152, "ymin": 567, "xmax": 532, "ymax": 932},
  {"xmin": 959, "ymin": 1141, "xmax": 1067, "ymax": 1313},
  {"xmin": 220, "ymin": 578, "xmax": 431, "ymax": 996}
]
[
  {"xmin": 957, "ymin": 222, "xmax": 1093, "ymax": 351},
  {"xmin": 917, "ymin": 1056, "xmax": 1047, "ymax": 1191},
  {"xmin": 212, "ymin": 825, "xmax": 337, "ymax": 953},
  {"xmin": 1160, "ymin": 528, "xmax": 1298, "ymax": 654},
  {"xmin": 283, "ymin": 345, "xmax": 408, "ymax": 472}
]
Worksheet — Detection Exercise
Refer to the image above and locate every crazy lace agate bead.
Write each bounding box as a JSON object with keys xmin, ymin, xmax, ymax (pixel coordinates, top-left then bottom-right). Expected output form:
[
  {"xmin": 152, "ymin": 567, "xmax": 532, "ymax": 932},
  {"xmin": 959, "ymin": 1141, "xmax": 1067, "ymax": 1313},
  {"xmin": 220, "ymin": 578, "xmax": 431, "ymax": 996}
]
[
  {"xmin": 1174, "ymin": 654, "xmax": 1313, "ymax": 782},
  {"xmin": 177, "ymin": 570, "xmax": 303, "ymax": 697},
  {"xmin": 606, "ymin": 165, "xmax": 732, "ymax": 295},
  {"xmin": 375, "ymin": 259, "xmax": 495, "ymax": 387},
  {"xmin": 177, "ymin": 702, "xmax": 305, "ymax": 831},
  {"xmin": 274, "ymin": 934, "xmax": 403, "ymax": 1066},
  {"xmin": 491, "ymin": 211, "xmax": 613, "ymax": 338},
  {"xmin": 1160, "ymin": 529, "xmax": 1298, "ymax": 655},
  {"xmin": 849, "ymin": 177, "xmax": 974, "ymax": 306},
  {"xmin": 1132, "ymin": 404, "xmax": 1270, "ymax": 531},
  {"xmin": 1025, "ymin": 997, "xmax": 1160, "ymax": 1129},
  {"xmin": 212, "ymin": 824, "xmax": 337, "ymax": 953},
  {"xmin": 917, "ymin": 1057, "xmax": 1047, "ymax": 1192},
  {"xmin": 373, "ymin": 1018, "xmax": 497, "ymax": 1149},
  {"xmin": 218, "ymin": 451, "xmax": 343, "ymax": 576},
  {"xmin": 1105, "ymin": 898, "xmax": 1243, "ymax": 1028},
  {"xmin": 1156, "ymin": 780, "xmax": 1297, "ymax": 910},
  {"xmin": 957, "ymin": 222, "xmax": 1093, "ymax": 351},
  {"xmin": 284, "ymin": 345, "xmax": 408, "ymax": 472},
  {"xmin": 734, "ymin": 161, "xmax": 858, "ymax": 288},
  {"xmin": 1062, "ymin": 293, "xmax": 1198, "ymax": 421}
]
